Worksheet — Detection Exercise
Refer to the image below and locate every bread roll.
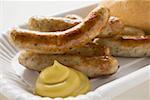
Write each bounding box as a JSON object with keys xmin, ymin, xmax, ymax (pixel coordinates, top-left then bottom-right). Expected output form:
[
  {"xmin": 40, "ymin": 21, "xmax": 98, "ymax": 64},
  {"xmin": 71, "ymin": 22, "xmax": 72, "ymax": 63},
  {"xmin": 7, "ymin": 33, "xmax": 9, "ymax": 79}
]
[{"xmin": 100, "ymin": 0, "xmax": 150, "ymax": 32}]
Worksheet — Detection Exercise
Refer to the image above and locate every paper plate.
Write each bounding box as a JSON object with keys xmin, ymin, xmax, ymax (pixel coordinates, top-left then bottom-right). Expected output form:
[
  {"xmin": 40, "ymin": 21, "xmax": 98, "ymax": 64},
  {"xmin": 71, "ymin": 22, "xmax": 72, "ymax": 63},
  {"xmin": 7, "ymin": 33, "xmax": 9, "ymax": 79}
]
[{"xmin": 0, "ymin": 3, "xmax": 150, "ymax": 100}]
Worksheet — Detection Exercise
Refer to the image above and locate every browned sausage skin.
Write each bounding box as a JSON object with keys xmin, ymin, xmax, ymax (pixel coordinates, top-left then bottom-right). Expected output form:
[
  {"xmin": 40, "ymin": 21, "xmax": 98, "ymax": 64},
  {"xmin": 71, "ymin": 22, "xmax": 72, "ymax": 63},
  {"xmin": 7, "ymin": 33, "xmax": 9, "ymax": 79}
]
[
  {"xmin": 19, "ymin": 51, "xmax": 119, "ymax": 78},
  {"xmin": 28, "ymin": 15, "xmax": 124, "ymax": 38},
  {"xmin": 95, "ymin": 35, "xmax": 150, "ymax": 57},
  {"xmin": 28, "ymin": 15, "xmax": 82, "ymax": 32},
  {"xmin": 9, "ymin": 6, "xmax": 110, "ymax": 54},
  {"xmin": 64, "ymin": 43, "xmax": 110, "ymax": 56}
]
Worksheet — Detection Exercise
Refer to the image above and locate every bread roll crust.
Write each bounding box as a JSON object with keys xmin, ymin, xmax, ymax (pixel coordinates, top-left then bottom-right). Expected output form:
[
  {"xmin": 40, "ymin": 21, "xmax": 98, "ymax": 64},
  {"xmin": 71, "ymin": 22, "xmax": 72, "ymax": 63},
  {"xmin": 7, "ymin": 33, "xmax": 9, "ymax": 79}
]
[{"xmin": 100, "ymin": 0, "xmax": 150, "ymax": 32}]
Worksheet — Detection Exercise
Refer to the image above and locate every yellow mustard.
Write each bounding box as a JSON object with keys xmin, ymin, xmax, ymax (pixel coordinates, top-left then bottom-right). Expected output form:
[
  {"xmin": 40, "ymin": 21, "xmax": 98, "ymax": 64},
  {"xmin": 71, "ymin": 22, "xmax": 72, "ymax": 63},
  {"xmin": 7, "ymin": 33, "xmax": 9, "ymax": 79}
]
[{"xmin": 35, "ymin": 60, "xmax": 91, "ymax": 98}]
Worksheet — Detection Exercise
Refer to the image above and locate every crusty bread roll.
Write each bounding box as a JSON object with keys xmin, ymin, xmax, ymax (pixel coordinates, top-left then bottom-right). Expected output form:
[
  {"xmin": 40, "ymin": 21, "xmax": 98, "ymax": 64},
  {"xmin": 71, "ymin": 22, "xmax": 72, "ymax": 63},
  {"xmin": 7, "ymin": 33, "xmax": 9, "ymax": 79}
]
[{"xmin": 100, "ymin": 0, "xmax": 150, "ymax": 32}]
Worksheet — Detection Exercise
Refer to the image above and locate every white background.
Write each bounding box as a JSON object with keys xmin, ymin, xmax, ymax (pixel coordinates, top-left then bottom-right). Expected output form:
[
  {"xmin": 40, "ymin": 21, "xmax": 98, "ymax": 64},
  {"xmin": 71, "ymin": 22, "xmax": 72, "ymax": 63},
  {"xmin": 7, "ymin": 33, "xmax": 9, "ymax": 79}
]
[{"xmin": 0, "ymin": 0, "xmax": 98, "ymax": 31}]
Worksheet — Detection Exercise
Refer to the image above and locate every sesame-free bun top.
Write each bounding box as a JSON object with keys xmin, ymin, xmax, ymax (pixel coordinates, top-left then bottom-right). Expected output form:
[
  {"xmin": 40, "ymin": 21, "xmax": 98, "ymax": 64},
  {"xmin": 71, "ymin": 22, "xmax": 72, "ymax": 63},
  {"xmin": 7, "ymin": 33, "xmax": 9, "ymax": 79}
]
[{"xmin": 100, "ymin": 0, "xmax": 150, "ymax": 32}]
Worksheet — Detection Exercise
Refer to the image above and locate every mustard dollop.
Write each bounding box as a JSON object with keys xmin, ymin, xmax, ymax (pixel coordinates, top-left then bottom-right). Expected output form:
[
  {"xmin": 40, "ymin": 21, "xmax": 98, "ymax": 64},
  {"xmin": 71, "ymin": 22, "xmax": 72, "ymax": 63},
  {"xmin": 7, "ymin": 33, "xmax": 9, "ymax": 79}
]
[{"xmin": 35, "ymin": 60, "xmax": 91, "ymax": 98}]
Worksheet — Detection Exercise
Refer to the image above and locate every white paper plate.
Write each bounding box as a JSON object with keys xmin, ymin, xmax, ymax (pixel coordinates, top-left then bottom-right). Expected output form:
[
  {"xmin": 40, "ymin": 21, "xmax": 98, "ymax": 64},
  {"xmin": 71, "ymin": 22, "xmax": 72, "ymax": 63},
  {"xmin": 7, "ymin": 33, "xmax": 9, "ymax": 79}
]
[{"xmin": 0, "ymin": 3, "xmax": 150, "ymax": 100}]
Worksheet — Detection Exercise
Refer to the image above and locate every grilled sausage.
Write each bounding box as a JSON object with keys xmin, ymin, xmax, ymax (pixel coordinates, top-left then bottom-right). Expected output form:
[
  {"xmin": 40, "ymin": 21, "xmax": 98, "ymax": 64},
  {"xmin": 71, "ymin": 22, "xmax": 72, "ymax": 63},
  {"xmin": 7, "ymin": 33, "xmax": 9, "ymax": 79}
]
[
  {"xmin": 9, "ymin": 6, "xmax": 110, "ymax": 54},
  {"xmin": 28, "ymin": 15, "xmax": 124, "ymax": 38},
  {"xmin": 19, "ymin": 51, "xmax": 119, "ymax": 78},
  {"xmin": 28, "ymin": 15, "xmax": 82, "ymax": 32},
  {"xmin": 64, "ymin": 43, "xmax": 110, "ymax": 56},
  {"xmin": 95, "ymin": 35, "xmax": 150, "ymax": 57}
]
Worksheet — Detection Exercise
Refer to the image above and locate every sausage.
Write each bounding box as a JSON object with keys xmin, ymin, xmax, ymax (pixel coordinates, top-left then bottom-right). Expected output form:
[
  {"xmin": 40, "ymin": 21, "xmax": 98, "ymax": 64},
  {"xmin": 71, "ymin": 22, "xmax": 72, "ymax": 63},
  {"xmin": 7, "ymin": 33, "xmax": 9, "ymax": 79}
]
[
  {"xmin": 97, "ymin": 16, "xmax": 124, "ymax": 38},
  {"xmin": 95, "ymin": 35, "xmax": 150, "ymax": 57},
  {"xmin": 9, "ymin": 6, "xmax": 110, "ymax": 54},
  {"xmin": 94, "ymin": 26, "xmax": 147, "ymax": 57},
  {"xmin": 21, "ymin": 42, "xmax": 110, "ymax": 56},
  {"xmin": 19, "ymin": 51, "xmax": 119, "ymax": 78},
  {"xmin": 28, "ymin": 15, "xmax": 82, "ymax": 32},
  {"xmin": 28, "ymin": 15, "xmax": 124, "ymax": 37},
  {"xmin": 64, "ymin": 43, "xmax": 110, "ymax": 56}
]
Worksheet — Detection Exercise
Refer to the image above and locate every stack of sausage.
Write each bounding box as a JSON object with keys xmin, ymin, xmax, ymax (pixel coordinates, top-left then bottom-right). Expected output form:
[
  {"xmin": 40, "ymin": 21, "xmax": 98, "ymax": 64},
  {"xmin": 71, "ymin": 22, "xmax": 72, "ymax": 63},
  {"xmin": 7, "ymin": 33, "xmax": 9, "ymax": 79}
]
[{"xmin": 9, "ymin": 6, "xmax": 120, "ymax": 78}]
